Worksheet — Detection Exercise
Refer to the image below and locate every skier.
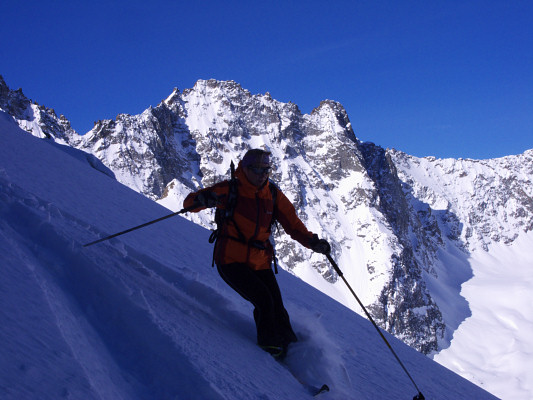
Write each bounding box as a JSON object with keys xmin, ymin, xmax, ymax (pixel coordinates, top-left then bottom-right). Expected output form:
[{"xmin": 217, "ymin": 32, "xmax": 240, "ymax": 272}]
[{"xmin": 183, "ymin": 149, "xmax": 331, "ymax": 357}]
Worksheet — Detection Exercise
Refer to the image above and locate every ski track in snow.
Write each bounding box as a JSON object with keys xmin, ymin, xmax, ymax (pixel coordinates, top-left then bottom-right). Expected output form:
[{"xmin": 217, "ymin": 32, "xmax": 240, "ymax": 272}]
[
  {"xmin": 0, "ymin": 178, "xmax": 344, "ymax": 399},
  {"xmin": 0, "ymin": 182, "xmax": 222, "ymax": 399}
]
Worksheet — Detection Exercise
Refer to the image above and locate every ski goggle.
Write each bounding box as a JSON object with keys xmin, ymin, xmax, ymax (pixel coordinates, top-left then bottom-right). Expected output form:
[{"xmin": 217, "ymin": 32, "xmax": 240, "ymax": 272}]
[
  {"xmin": 242, "ymin": 150, "xmax": 271, "ymax": 167},
  {"xmin": 248, "ymin": 166, "xmax": 271, "ymax": 175}
]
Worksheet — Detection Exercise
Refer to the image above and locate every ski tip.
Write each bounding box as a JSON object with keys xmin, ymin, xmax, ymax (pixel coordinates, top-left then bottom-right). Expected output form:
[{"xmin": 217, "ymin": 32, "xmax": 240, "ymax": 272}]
[{"xmin": 313, "ymin": 384, "xmax": 330, "ymax": 396}]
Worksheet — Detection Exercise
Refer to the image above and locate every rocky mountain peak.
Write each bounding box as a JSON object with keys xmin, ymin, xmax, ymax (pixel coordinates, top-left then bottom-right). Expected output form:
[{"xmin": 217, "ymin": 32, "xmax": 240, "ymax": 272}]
[
  {"xmin": 0, "ymin": 75, "xmax": 10, "ymax": 96},
  {"xmin": 0, "ymin": 77, "xmax": 78, "ymax": 143},
  {"xmin": 163, "ymin": 87, "xmax": 181, "ymax": 107},
  {"xmin": 0, "ymin": 76, "xmax": 31, "ymax": 120}
]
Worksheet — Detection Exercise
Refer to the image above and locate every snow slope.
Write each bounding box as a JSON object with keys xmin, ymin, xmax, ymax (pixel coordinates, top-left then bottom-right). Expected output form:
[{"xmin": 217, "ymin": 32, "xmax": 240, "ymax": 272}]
[
  {"xmin": 434, "ymin": 232, "xmax": 533, "ymax": 398},
  {"xmin": 0, "ymin": 113, "xmax": 497, "ymax": 399}
]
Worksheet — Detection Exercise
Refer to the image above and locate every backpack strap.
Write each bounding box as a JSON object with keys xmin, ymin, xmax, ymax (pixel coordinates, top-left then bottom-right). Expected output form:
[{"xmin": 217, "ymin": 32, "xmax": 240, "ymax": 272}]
[
  {"xmin": 268, "ymin": 181, "xmax": 279, "ymax": 274},
  {"xmin": 225, "ymin": 161, "xmax": 239, "ymax": 220},
  {"xmin": 209, "ymin": 161, "xmax": 244, "ymax": 267}
]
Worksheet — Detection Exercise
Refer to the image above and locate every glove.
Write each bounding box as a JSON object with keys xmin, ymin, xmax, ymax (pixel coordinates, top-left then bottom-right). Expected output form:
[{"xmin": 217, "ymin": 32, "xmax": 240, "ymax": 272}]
[
  {"xmin": 310, "ymin": 234, "xmax": 331, "ymax": 254},
  {"xmin": 195, "ymin": 191, "xmax": 220, "ymax": 208}
]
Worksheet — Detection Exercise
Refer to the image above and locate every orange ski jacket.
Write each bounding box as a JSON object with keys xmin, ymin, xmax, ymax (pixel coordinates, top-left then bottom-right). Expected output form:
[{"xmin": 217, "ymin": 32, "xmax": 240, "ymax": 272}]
[{"xmin": 183, "ymin": 162, "xmax": 315, "ymax": 270}]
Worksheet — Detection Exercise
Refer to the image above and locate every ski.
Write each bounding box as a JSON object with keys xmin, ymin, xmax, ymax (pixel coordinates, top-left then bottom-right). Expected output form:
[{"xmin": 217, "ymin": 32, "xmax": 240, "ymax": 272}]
[
  {"xmin": 297, "ymin": 380, "xmax": 330, "ymax": 397},
  {"xmin": 276, "ymin": 357, "xmax": 330, "ymax": 397},
  {"xmin": 263, "ymin": 343, "xmax": 330, "ymax": 397},
  {"xmin": 313, "ymin": 384, "xmax": 330, "ymax": 396}
]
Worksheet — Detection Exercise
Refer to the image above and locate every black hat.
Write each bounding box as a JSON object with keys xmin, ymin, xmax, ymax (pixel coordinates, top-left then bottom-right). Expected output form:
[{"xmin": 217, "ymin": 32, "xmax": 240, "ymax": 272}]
[{"xmin": 242, "ymin": 149, "xmax": 271, "ymax": 167}]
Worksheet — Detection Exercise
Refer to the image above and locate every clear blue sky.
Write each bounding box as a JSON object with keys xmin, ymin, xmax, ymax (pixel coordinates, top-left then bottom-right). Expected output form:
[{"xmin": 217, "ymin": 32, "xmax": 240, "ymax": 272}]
[{"xmin": 2, "ymin": 0, "xmax": 532, "ymax": 159}]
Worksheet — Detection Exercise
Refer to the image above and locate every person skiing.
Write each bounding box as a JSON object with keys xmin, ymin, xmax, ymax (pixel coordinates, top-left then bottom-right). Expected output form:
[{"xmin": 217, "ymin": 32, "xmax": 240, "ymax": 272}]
[{"xmin": 183, "ymin": 148, "xmax": 331, "ymax": 358}]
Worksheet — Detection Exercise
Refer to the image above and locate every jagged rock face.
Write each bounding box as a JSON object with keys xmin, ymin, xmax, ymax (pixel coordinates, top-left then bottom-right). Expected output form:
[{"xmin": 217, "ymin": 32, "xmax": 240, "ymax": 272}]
[
  {"xmin": 360, "ymin": 143, "xmax": 445, "ymax": 354},
  {"xmin": 77, "ymin": 99, "xmax": 200, "ymax": 199},
  {"xmin": 4, "ymin": 76, "xmax": 533, "ymax": 355},
  {"xmin": 390, "ymin": 149, "xmax": 533, "ymax": 252},
  {"xmin": 0, "ymin": 75, "xmax": 76, "ymax": 143}
]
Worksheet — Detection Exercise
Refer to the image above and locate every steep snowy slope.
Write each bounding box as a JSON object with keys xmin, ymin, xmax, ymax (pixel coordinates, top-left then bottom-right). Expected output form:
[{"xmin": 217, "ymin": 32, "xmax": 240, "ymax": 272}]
[
  {"xmin": 435, "ymin": 232, "xmax": 533, "ymax": 398},
  {"xmin": 0, "ymin": 111, "xmax": 497, "ymax": 399}
]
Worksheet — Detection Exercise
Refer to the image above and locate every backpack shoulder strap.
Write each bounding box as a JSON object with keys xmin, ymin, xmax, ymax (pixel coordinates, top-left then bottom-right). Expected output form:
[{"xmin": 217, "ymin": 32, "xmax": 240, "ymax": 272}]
[
  {"xmin": 268, "ymin": 180, "xmax": 280, "ymax": 274},
  {"xmin": 268, "ymin": 180, "xmax": 280, "ymax": 223},
  {"xmin": 225, "ymin": 161, "xmax": 238, "ymax": 219},
  {"xmin": 209, "ymin": 161, "xmax": 245, "ymax": 267}
]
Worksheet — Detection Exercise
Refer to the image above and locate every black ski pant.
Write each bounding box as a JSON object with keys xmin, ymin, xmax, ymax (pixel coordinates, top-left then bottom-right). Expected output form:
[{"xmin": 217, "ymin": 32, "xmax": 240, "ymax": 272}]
[{"xmin": 217, "ymin": 263, "xmax": 298, "ymax": 348}]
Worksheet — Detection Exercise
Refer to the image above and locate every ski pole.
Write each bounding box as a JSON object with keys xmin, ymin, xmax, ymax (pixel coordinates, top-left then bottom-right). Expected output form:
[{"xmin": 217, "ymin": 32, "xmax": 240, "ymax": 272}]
[
  {"xmin": 325, "ymin": 253, "xmax": 425, "ymax": 400},
  {"xmin": 83, "ymin": 204, "xmax": 197, "ymax": 247}
]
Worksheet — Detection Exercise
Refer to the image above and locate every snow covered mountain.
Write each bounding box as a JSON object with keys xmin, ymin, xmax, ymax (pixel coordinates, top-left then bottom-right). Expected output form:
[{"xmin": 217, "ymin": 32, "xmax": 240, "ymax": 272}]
[
  {"xmin": 0, "ymin": 104, "xmax": 498, "ymax": 400},
  {"xmin": 2, "ymin": 75, "xmax": 532, "ymax": 398}
]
